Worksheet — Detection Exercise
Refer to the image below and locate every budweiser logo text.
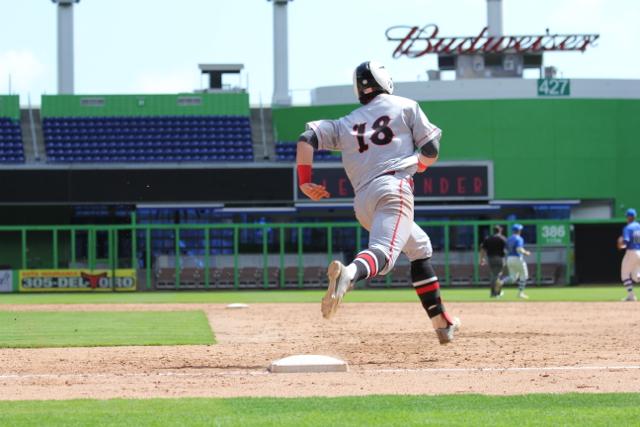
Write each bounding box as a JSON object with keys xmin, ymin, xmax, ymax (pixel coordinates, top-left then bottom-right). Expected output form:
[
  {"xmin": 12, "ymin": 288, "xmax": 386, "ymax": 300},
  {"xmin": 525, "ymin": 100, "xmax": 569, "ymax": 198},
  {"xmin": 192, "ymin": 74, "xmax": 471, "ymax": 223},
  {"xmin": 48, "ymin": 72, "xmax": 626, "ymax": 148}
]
[{"xmin": 386, "ymin": 24, "xmax": 599, "ymax": 58}]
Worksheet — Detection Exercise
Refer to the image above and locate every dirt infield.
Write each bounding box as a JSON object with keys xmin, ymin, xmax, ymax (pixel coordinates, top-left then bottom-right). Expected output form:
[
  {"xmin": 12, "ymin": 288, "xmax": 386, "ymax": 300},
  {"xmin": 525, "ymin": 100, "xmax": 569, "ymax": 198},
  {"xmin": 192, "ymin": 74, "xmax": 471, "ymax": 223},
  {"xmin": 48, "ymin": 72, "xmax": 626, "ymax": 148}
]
[{"xmin": 1, "ymin": 301, "xmax": 639, "ymax": 400}]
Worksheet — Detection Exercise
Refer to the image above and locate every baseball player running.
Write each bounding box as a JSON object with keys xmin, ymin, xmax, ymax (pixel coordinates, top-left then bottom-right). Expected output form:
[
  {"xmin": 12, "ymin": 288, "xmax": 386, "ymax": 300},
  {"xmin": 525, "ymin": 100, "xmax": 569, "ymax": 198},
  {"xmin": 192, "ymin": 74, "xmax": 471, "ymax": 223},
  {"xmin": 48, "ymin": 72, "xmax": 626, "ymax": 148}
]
[
  {"xmin": 296, "ymin": 61, "xmax": 459, "ymax": 344},
  {"xmin": 617, "ymin": 208, "xmax": 640, "ymax": 301},
  {"xmin": 498, "ymin": 223, "xmax": 531, "ymax": 299}
]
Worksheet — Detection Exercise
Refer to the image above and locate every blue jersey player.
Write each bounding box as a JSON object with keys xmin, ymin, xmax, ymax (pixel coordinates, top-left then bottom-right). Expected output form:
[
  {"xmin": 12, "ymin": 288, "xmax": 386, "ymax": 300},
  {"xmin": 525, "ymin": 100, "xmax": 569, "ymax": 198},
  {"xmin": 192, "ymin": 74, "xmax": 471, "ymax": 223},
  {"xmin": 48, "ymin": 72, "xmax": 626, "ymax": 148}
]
[
  {"xmin": 499, "ymin": 224, "xmax": 532, "ymax": 299},
  {"xmin": 617, "ymin": 208, "xmax": 640, "ymax": 301}
]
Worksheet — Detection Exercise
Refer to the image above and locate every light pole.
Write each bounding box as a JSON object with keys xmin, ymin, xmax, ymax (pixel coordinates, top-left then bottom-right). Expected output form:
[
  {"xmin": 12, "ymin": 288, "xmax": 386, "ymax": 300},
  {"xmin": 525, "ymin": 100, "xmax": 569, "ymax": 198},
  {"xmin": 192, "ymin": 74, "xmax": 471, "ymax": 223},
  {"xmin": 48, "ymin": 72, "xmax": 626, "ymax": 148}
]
[
  {"xmin": 51, "ymin": 0, "xmax": 80, "ymax": 94},
  {"xmin": 268, "ymin": 0, "xmax": 293, "ymax": 106}
]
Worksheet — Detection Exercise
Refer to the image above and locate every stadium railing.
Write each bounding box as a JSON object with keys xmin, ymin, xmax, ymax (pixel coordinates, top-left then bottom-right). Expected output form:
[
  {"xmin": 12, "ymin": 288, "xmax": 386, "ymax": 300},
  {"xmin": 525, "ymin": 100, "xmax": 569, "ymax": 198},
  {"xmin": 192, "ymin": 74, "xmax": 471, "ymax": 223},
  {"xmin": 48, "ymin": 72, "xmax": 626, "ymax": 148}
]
[{"xmin": 0, "ymin": 218, "xmax": 597, "ymax": 290}]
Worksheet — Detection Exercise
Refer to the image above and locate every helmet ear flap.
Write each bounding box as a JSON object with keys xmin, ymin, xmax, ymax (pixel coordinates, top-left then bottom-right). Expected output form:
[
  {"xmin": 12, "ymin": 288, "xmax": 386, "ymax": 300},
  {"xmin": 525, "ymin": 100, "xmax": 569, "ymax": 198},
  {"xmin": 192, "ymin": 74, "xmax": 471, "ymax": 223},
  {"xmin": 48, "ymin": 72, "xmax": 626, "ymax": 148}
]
[{"xmin": 353, "ymin": 61, "xmax": 393, "ymax": 104}]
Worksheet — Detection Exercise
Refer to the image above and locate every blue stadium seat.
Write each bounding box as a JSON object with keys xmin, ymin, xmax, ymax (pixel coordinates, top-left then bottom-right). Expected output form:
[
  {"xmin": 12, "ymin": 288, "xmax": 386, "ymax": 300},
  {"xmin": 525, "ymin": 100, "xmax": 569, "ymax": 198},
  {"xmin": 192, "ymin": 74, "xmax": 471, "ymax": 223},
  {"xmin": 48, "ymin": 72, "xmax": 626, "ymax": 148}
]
[
  {"xmin": 43, "ymin": 115, "xmax": 254, "ymax": 163},
  {"xmin": 0, "ymin": 119, "xmax": 25, "ymax": 163}
]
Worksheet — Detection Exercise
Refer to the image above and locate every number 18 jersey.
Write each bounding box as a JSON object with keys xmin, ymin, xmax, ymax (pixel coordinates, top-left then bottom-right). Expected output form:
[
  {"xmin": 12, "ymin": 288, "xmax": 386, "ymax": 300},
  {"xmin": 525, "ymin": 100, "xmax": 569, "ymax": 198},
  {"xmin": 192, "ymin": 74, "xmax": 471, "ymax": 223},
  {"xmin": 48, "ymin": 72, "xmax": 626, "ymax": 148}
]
[{"xmin": 306, "ymin": 93, "xmax": 442, "ymax": 193}]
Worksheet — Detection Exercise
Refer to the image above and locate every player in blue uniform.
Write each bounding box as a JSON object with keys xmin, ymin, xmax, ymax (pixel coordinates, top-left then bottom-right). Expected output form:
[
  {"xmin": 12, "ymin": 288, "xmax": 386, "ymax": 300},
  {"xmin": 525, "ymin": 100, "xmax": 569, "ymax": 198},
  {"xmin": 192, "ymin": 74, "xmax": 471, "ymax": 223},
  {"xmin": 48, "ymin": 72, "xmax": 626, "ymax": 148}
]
[
  {"xmin": 498, "ymin": 224, "xmax": 531, "ymax": 299},
  {"xmin": 617, "ymin": 208, "xmax": 640, "ymax": 301}
]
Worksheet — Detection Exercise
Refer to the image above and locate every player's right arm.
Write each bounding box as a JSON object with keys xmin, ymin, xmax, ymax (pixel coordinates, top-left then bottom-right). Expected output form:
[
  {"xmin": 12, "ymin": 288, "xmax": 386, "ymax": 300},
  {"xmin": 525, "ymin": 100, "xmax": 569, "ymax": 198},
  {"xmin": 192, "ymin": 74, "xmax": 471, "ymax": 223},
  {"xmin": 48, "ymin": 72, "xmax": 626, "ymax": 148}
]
[
  {"xmin": 617, "ymin": 236, "xmax": 626, "ymax": 250},
  {"xmin": 618, "ymin": 226, "xmax": 630, "ymax": 250},
  {"xmin": 296, "ymin": 130, "xmax": 330, "ymax": 201},
  {"xmin": 517, "ymin": 247, "xmax": 531, "ymax": 257}
]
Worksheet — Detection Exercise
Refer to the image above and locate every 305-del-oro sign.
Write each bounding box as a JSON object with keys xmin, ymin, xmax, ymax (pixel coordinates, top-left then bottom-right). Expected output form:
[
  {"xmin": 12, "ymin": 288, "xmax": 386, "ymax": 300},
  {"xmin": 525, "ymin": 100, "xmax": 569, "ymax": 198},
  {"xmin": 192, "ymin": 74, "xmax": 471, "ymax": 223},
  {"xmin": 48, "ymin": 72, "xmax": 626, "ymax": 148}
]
[
  {"xmin": 386, "ymin": 24, "xmax": 599, "ymax": 58},
  {"xmin": 19, "ymin": 269, "xmax": 136, "ymax": 292}
]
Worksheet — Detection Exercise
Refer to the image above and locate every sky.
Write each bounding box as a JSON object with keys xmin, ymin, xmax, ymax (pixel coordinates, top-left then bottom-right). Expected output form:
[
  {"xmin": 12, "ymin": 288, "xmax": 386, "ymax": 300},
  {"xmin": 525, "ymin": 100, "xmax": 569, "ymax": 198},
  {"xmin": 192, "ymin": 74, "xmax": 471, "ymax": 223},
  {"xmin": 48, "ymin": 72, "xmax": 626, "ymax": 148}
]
[{"xmin": 0, "ymin": 0, "xmax": 638, "ymax": 106}]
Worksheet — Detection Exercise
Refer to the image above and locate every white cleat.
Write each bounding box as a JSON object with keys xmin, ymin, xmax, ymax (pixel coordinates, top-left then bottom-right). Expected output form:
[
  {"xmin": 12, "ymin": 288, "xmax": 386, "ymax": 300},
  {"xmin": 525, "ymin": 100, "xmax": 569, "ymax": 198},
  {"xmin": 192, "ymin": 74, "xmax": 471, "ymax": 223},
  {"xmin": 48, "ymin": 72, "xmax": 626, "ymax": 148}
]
[
  {"xmin": 435, "ymin": 316, "xmax": 461, "ymax": 345},
  {"xmin": 622, "ymin": 293, "xmax": 638, "ymax": 302},
  {"xmin": 321, "ymin": 260, "xmax": 353, "ymax": 319},
  {"xmin": 518, "ymin": 291, "xmax": 529, "ymax": 300}
]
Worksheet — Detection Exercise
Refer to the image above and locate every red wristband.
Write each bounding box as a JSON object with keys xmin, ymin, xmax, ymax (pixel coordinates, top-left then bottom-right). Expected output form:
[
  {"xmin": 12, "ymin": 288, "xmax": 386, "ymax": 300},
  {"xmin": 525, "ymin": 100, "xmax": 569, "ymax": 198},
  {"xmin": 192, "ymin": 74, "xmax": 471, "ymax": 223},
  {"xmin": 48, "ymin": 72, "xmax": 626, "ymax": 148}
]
[{"xmin": 297, "ymin": 164, "xmax": 312, "ymax": 186}]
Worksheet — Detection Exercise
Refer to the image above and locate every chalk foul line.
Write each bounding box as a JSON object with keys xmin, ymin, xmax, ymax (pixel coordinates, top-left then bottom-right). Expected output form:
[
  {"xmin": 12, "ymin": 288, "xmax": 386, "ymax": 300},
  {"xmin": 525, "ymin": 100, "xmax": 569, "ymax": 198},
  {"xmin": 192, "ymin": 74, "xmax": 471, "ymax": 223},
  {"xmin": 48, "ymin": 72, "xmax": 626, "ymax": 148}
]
[{"xmin": 1, "ymin": 365, "xmax": 640, "ymax": 380}]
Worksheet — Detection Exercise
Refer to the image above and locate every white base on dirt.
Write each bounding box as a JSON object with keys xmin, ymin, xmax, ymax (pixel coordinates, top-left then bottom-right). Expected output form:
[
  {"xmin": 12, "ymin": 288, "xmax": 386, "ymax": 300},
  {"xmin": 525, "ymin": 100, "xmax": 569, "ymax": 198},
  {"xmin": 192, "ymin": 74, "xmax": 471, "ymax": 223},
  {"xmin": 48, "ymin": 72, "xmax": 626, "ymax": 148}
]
[
  {"xmin": 269, "ymin": 355, "xmax": 348, "ymax": 373},
  {"xmin": 226, "ymin": 303, "xmax": 249, "ymax": 309}
]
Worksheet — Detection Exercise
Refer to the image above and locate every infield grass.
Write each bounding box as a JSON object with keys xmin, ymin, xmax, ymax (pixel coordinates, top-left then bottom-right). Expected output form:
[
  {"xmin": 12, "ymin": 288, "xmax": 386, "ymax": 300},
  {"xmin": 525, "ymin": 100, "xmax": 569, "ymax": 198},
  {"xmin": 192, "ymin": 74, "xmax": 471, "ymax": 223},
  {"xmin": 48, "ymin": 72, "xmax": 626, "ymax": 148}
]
[
  {"xmin": 1, "ymin": 393, "xmax": 639, "ymax": 426},
  {"xmin": 0, "ymin": 311, "xmax": 214, "ymax": 348},
  {"xmin": 0, "ymin": 285, "xmax": 628, "ymax": 305}
]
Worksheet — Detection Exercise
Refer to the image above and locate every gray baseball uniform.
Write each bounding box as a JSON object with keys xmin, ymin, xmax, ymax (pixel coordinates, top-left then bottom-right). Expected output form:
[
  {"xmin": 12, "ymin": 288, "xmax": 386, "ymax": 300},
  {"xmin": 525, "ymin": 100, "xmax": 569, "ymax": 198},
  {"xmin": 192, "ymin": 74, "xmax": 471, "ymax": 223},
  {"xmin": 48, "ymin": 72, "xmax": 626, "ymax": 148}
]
[{"xmin": 306, "ymin": 93, "xmax": 442, "ymax": 274}]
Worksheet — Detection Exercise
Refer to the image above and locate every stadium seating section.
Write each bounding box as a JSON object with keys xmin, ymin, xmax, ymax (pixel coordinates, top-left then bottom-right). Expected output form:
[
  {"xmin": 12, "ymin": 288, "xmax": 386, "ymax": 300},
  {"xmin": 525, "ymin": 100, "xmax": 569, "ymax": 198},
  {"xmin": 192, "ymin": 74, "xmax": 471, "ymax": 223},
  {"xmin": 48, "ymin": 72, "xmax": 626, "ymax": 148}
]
[
  {"xmin": 43, "ymin": 115, "xmax": 253, "ymax": 162},
  {"xmin": 0, "ymin": 118, "xmax": 25, "ymax": 163},
  {"xmin": 275, "ymin": 141, "xmax": 341, "ymax": 162}
]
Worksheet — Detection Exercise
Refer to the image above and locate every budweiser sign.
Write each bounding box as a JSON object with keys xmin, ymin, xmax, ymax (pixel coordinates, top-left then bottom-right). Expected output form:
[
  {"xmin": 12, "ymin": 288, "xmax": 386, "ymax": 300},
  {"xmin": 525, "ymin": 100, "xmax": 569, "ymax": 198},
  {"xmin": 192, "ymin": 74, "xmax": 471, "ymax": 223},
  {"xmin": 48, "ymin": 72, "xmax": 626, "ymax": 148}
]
[{"xmin": 386, "ymin": 24, "xmax": 599, "ymax": 58}]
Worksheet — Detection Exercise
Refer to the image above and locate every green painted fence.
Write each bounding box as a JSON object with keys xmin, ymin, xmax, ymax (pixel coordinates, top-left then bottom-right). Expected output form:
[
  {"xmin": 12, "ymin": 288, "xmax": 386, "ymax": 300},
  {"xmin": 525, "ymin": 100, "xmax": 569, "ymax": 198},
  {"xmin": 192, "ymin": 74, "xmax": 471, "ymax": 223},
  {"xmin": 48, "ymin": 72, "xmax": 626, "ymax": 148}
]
[
  {"xmin": 41, "ymin": 93, "xmax": 250, "ymax": 117},
  {"xmin": 0, "ymin": 218, "xmax": 618, "ymax": 291},
  {"xmin": 272, "ymin": 99, "xmax": 640, "ymax": 217}
]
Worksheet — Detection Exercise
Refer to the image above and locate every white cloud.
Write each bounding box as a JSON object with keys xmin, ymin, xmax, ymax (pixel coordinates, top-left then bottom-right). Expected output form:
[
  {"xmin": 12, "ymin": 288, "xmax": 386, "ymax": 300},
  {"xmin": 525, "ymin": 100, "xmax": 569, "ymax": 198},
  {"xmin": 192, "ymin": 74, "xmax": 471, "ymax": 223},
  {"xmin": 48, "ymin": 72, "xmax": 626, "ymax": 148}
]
[{"xmin": 0, "ymin": 50, "xmax": 46, "ymax": 96}]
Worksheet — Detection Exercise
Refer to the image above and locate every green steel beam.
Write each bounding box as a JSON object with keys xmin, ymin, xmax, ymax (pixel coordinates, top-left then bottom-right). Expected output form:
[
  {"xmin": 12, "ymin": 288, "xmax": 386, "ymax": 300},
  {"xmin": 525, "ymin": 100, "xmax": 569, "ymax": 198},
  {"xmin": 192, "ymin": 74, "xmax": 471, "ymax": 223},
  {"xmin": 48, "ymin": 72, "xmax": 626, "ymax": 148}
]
[
  {"xmin": 444, "ymin": 225, "xmax": 450, "ymax": 286},
  {"xmin": 130, "ymin": 212, "xmax": 137, "ymax": 269},
  {"xmin": 327, "ymin": 226, "xmax": 333, "ymax": 266},
  {"xmin": 262, "ymin": 226, "xmax": 268, "ymax": 289},
  {"xmin": 279, "ymin": 227, "xmax": 285, "ymax": 288},
  {"xmin": 174, "ymin": 228, "xmax": 180, "ymax": 289},
  {"xmin": 0, "ymin": 217, "xmax": 629, "ymax": 233},
  {"xmin": 145, "ymin": 228, "xmax": 152, "ymax": 290},
  {"xmin": 297, "ymin": 225, "xmax": 303, "ymax": 288},
  {"xmin": 204, "ymin": 228, "xmax": 210, "ymax": 289},
  {"xmin": 472, "ymin": 224, "xmax": 479, "ymax": 284},
  {"xmin": 52, "ymin": 229, "xmax": 58, "ymax": 269},
  {"xmin": 70, "ymin": 229, "xmax": 76, "ymax": 267},
  {"xmin": 21, "ymin": 229, "xmax": 27, "ymax": 269},
  {"xmin": 233, "ymin": 227, "xmax": 239, "ymax": 289},
  {"xmin": 536, "ymin": 224, "xmax": 542, "ymax": 285}
]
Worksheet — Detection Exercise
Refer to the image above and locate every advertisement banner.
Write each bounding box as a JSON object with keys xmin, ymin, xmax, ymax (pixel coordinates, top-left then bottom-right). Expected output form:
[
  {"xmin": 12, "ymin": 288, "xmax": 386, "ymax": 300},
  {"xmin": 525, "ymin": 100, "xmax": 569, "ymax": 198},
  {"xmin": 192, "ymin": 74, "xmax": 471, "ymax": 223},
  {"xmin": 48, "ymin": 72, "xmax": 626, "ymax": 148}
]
[
  {"xmin": 0, "ymin": 270, "xmax": 12, "ymax": 293},
  {"xmin": 18, "ymin": 269, "xmax": 137, "ymax": 292}
]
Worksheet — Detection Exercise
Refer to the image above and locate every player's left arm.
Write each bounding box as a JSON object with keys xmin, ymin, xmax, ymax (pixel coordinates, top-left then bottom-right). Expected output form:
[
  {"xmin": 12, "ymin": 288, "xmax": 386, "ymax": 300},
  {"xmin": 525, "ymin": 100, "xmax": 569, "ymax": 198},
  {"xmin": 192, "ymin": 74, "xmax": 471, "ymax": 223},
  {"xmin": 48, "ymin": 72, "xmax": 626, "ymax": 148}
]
[
  {"xmin": 296, "ymin": 130, "xmax": 330, "ymax": 201},
  {"xmin": 410, "ymin": 102, "xmax": 442, "ymax": 173}
]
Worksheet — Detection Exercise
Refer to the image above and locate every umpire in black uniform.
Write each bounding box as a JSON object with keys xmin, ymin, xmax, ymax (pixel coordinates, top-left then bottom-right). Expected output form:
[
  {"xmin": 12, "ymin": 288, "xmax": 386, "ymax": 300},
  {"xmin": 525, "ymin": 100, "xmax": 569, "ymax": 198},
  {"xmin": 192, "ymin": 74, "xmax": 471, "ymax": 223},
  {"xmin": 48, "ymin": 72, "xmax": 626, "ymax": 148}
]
[{"xmin": 480, "ymin": 225, "xmax": 507, "ymax": 297}]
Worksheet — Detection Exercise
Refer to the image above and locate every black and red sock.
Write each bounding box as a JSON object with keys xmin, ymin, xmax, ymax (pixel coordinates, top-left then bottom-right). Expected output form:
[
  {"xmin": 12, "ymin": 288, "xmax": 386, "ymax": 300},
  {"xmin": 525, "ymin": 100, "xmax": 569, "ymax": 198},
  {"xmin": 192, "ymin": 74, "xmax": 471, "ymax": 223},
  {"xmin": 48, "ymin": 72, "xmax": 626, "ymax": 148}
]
[
  {"xmin": 352, "ymin": 248, "xmax": 387, "ymax": 282},
  {"xmin": 411, "ymin": 257, "xmax": 454, "ymax": 325}
]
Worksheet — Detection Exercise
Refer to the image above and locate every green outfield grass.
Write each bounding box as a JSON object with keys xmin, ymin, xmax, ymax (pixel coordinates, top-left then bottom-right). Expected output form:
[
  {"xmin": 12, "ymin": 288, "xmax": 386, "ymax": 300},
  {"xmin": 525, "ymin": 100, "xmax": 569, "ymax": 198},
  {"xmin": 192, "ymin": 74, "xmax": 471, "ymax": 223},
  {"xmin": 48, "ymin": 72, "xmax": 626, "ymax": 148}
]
[
  {"xmin": 0, "ymin": 393, "xmax": 638, "ymax": 426},
  {"xmin": 0, "ymin": 286, "xmax": 628, "ymax": 305},
  {"xmin": 0, "ymin": 311, "xmax": 214, "ymax": 348}
]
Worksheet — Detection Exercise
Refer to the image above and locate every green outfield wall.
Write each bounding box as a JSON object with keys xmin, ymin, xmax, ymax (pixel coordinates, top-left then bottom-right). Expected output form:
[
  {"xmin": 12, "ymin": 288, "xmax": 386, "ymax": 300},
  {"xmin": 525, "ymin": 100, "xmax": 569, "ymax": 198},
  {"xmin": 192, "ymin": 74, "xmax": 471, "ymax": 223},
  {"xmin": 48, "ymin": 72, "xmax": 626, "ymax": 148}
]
[
  {"xmin": 0, "ymin": 95, "xmax": 20, "ymax": 120},
  {"xmin": 41, "ymin": 93, "xmax": 250, "ymax": 117},
  {"xmin": 272, "ymin": 99, "xmax": 640, "ymax": 217}
]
